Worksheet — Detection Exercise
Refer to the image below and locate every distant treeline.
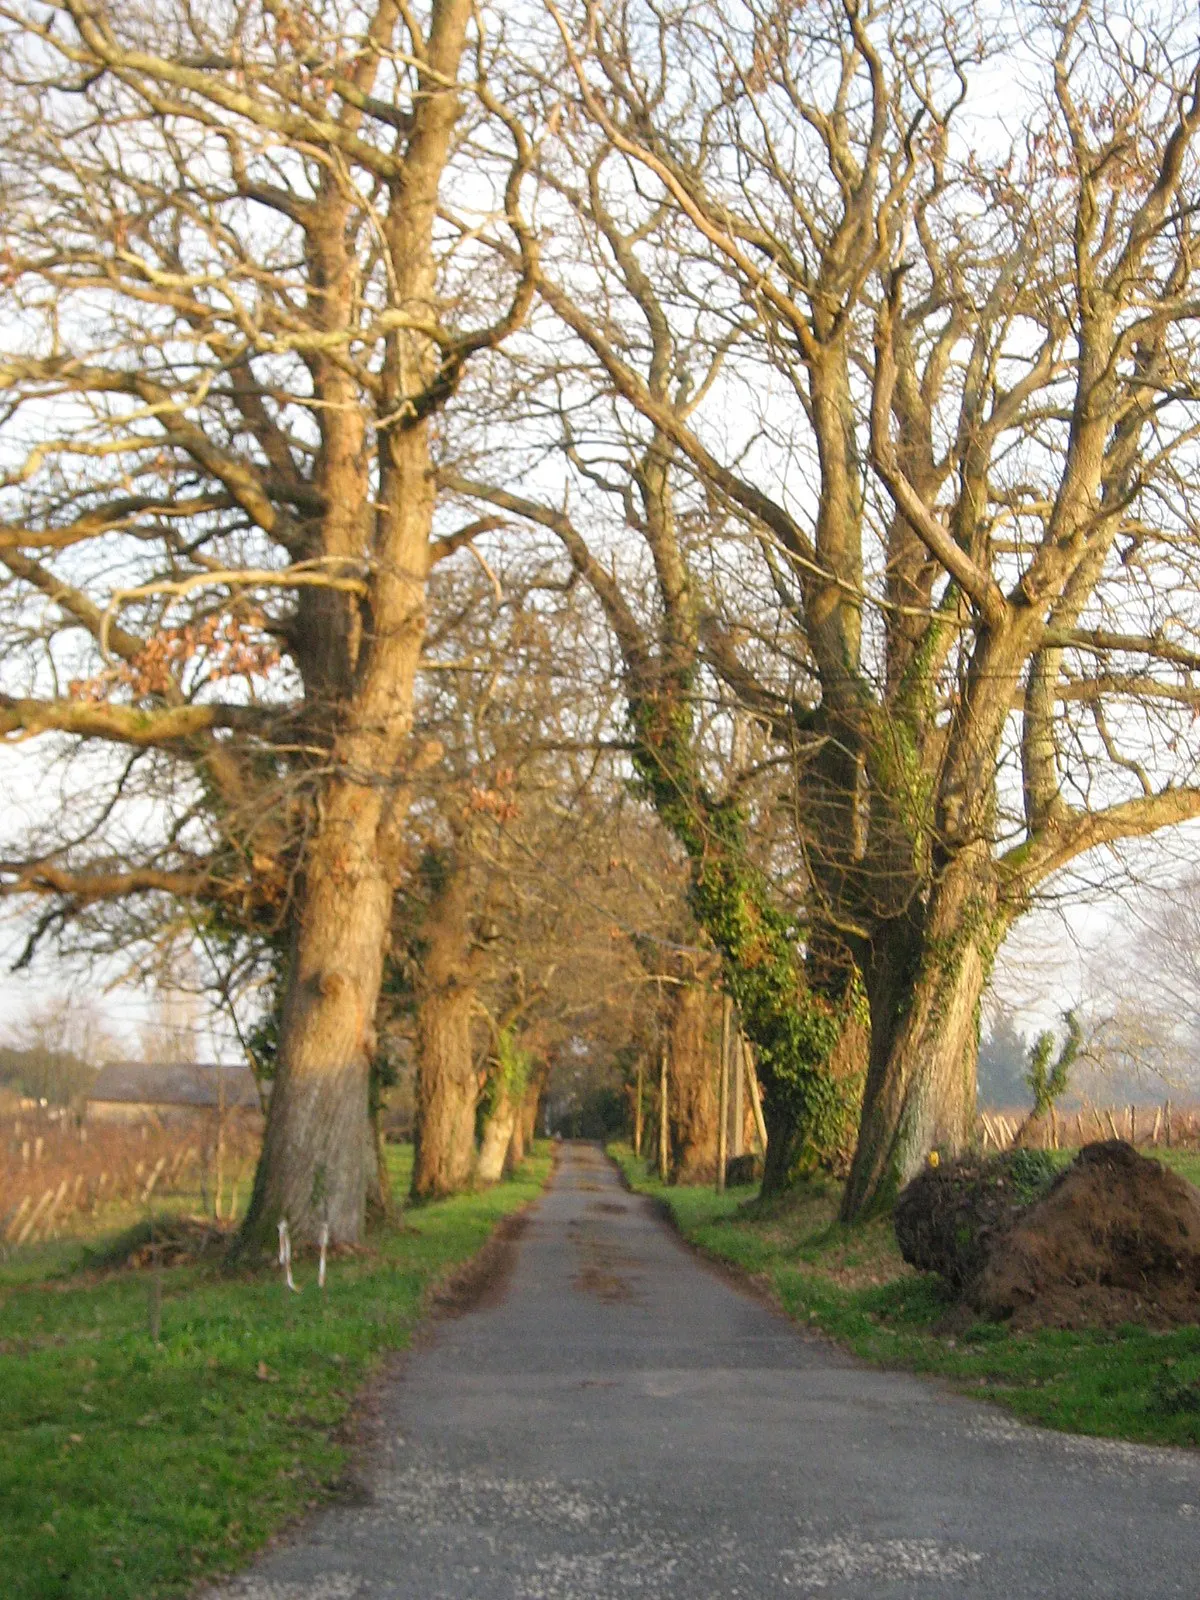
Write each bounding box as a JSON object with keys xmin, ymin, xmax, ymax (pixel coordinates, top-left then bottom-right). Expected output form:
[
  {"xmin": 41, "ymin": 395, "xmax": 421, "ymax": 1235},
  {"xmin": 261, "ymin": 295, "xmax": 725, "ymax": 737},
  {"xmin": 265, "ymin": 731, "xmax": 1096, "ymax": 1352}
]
[
  {"xmin": 0, "ymin": 1046, "xmax": 96, "ymax": 1107},
  {"xmin": 978, "ymin": 1015, "xmax": 1187, "ymax": 1113}
]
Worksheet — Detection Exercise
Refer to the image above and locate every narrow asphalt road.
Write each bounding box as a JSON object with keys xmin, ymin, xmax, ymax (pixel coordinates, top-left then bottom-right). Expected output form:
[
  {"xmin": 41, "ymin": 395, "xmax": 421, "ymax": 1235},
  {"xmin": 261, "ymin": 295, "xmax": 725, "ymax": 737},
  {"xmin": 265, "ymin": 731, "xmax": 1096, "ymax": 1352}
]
[{"xmin": 210, "ymin": 1142, "xmax": 1200, "ymax": 1599}]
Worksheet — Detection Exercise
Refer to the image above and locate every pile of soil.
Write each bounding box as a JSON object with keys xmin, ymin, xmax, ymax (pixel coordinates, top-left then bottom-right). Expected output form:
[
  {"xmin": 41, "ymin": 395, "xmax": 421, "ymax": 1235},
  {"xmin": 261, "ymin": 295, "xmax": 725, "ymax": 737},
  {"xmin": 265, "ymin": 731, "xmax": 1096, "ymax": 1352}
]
[
  {"xmin": 975, "ymin": 1141, "xmax": 1200, "ymax": 1330},
  {"xmin": 893, "ymin": 1147, "xmax": 1058, "ymax": 1292},
  {"xmin": 897, "ymin": 1141, "xmax": 1200, "ymax": 1330}
]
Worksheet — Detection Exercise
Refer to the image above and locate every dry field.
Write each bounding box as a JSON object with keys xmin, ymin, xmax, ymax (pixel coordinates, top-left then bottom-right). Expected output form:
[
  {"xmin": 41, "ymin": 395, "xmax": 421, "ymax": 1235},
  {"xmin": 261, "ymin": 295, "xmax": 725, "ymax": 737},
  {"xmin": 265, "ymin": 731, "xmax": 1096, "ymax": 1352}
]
[
  {"xmin": 0, "ymin": 1108, "xmax": 260, "ymax": 1250},
  {"xmin": 978, "ymin": 1099, "xmax": 1200, "ymax": 1153}
]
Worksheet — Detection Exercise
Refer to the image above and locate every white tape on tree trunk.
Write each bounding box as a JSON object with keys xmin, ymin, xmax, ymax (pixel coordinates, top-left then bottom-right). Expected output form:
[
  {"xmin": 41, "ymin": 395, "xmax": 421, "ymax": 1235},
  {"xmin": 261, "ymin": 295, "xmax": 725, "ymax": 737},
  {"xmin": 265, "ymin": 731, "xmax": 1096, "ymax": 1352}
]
[{"xmin": 277, "ymin": 1217, "xmax": 300, "ymax": 1292}]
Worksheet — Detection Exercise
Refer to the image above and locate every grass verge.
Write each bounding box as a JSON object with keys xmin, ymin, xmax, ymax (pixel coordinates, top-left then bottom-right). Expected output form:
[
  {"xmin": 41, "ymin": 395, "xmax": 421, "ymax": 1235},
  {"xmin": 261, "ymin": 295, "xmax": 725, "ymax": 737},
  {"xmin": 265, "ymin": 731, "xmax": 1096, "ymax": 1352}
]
[
  {"xmin": 612, "ymin": 1142, "xmax": 1200, "ymax": 1451},
  {"xmin": 0, "ymin": 1143, "xmax": 552, "ymax": 1600}
]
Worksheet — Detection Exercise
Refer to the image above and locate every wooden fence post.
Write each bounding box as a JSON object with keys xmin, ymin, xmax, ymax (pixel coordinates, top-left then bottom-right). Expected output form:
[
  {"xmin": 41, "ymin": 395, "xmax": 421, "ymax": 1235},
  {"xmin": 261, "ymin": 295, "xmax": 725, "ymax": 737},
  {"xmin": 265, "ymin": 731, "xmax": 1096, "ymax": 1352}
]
[
  {"xmin": 633, "ymin": 1058, "xmax": 644, "ymax": 1159},
  {"xmin": 658, "ymin": 1046, "xmax": 669, "ymax": 1183},
  {"xmin": 743, "ymin": 1040, "xmax": 769, "ymax": 1156},
  {"xmin": 15, "ymin": 1184, "xmax": 56, "ymax": 1247},
  {"xmin": 731, "ymin": 1025, "xmax": 745, "ymax": 1159},
  {"xmin": 717, "ymin": 997, "xmax": 731, "ymax": 1194}
]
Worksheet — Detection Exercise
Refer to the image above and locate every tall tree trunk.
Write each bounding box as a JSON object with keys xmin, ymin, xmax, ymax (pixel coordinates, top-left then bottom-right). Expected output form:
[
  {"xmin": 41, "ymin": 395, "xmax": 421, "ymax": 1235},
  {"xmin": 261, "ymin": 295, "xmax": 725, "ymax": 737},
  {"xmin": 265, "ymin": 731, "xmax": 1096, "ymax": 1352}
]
[
  {"xmin": 366, "ymin": 1098, "xmax": 393, "ymax": 1222},
  {"xmin": 237, "ymin": 3, "xmax": 476, "ymax": 1249},
  {"xmin": 412, "ymin": 984, "xmax": 478, "ymax": 1198},
  {"xmin": 478, "ymin": 1081, "xmax": 518, "ymax": 1183},
  {"xmin": 407, "ymin": 840, "xmax": 485, "ymax": 1198},
  {"xmin": 239, "ymin": 785, "xmax": 397, "ymax": 1248},
  {"xmin": 730, "ymin": 1032, "xmax": 744, "ymax": 1159},
  {"xmin": 509, "ymin": 1092, "xmax": 527, "ymax": 1168},
  {"xmin": 658, "ymin": 1046, "xmax": 669, "ymax": 1180},
  {"xmin": 757, "ymin": 1002, "xmax": 868, "ymax": 1196},
  {"xmin": 520, "ymin": 1061, "xmax": 548, "ymax": 1151},
  {"xmin": 632, "ymin": 1056, "xmax": 645, "ymax": 1157},
  {"xmin": 668, "ymin": 983, "xmax": 720, "ymax": 1183},
  {"xmin": 841, "ymin": 848, "xmax": 1003, "ymax": 1220},
  {"xmin": 633, "ymin": 697, "xmax": 862, "ymax": 1191}
]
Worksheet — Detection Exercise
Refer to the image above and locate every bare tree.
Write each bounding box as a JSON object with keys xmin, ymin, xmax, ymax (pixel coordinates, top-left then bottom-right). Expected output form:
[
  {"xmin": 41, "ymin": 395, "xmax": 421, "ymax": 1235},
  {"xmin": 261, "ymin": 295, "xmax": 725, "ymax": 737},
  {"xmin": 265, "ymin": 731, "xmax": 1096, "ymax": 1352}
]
[
  {"xmin": 0, "ymin": 2, "xmax": 537, "ymax": 1242},
  {"xmin": 526, "ymin": 0, "xmax": 1200, "ymax": 1215},
  {"xmin": 1072, "ymin": 875, "xmax": 1200, "ymax": 1099},
  {"xmin": 448, "ymin": 81, "xmax": 871, "ymax": 1188},
  {"xmin": 0, "ymin": 995, "xmax": 115, "ymax": 1105},
  {"xmin": 385, "ymin": 547, "xmax": 647, "ymax": 1194}
]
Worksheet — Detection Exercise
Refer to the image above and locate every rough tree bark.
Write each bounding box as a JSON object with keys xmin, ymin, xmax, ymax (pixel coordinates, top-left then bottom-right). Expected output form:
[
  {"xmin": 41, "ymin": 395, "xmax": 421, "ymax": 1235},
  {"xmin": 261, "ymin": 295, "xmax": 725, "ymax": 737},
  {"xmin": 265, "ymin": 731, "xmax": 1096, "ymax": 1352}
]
[
  {"xmin": 0, "ymin": 0, "xmax": 526, "ymax": 1253},
  {"xmin": 242, "ymin": 411, "xmax": 443, "ymax": 1241},
  {"xmin": 410, "ymin": 852, "xmax": 484, "ymax": 1200},
  {"xmin": 518, "ymin": 1059, "xmax": 549, "ymax": 1155},
  {"xmin": 366, "ymin": 1102, "xmax": 394, "ymax": 1221},
  {"xmin": 667, "ymin": 983, "xmax": 720, "ymax": 1184},
  {"xmin": 478, "ymin": 1082, "xmax": 519, "ymax": 1183},
  {"xmin": 413, "ymin": 984, "xmax": 479, "ymax": 1198},
  {"xmin": 843, "ymin": 848, "xmax": 1002, "ymax": 1217},
  {"xmin": 234, "ymin": 0, "xmax": 489, "ymax": 1247}
]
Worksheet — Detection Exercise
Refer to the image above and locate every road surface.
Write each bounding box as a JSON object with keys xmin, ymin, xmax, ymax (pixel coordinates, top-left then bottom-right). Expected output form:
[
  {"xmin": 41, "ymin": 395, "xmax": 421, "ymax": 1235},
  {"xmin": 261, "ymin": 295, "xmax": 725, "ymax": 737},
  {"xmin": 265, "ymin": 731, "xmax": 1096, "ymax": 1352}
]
[{"xmin": 209, "ymin": 1141, "xmax": 1200, "ymax": 1598}]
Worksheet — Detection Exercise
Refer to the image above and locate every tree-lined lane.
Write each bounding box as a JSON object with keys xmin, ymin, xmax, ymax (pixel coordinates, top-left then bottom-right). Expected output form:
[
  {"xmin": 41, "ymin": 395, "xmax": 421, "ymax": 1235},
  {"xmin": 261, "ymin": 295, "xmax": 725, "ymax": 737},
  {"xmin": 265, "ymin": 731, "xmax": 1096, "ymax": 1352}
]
[{"xmin": 210, "ymin": 1144, "xmax": 1200, "ymax": 1599}]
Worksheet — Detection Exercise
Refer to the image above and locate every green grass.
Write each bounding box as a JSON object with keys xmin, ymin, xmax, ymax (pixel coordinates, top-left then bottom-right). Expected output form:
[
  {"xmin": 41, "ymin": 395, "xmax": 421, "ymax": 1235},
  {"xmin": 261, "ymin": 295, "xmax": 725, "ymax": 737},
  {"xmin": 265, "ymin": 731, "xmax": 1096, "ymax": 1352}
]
[
  {"xmin": 1157, "ymin": 1147, "xmax": 1200, "ymax": 1188},
  {"xmin": 0, "ymin": 1144, "xmax": 552, "ymax": 1600},
  {"xmin": 612, "ymin": 1142, "xmax": 1200, "ymax": 1451}
]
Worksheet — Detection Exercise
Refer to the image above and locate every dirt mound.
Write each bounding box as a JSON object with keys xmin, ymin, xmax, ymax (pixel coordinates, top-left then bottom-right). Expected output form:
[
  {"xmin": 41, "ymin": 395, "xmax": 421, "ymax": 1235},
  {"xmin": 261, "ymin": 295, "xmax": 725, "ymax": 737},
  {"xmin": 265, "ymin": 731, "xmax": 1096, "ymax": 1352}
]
[
  {"xmin": 974, "ymin": 1141, "xmax": 1200, "ymax": 1330},
  {"xmin": 894, "ymin": 1148, "xmax": 1058, "ymax": 1292},
  {"xmin": 89, "ymin": 1214, "xmax": 233, "ymax": 1270}
]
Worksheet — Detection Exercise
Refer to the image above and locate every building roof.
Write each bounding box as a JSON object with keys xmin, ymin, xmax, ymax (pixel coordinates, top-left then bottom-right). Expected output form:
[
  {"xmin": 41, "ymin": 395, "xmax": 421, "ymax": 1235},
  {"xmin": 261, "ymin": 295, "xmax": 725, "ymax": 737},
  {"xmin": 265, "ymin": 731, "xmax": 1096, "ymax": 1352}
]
[{"xmin": 88, "ymin": 1061, "xmax": 262, "ymax": 1109}]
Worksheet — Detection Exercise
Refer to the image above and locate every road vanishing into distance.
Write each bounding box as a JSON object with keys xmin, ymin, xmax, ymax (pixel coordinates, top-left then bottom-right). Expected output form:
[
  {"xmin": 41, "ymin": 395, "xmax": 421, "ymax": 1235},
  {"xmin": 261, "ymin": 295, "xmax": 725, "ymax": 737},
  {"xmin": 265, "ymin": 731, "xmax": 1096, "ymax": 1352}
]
[{"xmin": 209, "ymin": 1142, "xmax": 1200, "ymax": 1599}]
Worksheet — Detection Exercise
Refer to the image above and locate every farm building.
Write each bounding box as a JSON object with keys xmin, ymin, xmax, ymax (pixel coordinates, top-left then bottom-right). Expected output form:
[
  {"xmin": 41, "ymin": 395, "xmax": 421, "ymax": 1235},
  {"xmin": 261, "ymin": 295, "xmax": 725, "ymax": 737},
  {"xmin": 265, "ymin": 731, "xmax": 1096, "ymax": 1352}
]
[{"xmin": 86, "ymin": 1061, "xmax": 262, "ymax": 1125}]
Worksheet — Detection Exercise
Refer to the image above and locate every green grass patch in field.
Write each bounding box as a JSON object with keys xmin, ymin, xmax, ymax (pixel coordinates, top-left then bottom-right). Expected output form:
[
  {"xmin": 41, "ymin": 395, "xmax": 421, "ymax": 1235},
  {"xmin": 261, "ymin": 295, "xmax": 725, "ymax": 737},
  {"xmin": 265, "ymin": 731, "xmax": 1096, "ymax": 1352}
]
[
  {"xmin": 0, "ymin": 1143, "xmax": 552, "ymax": 1600},
  {"xmin": 611, "ymin": 1142, "xmax": 1200, "ymax": 1451},
  {"xmin": 1155, "ymin": 1147, "xmax": 1200, "ymax": 1189}
]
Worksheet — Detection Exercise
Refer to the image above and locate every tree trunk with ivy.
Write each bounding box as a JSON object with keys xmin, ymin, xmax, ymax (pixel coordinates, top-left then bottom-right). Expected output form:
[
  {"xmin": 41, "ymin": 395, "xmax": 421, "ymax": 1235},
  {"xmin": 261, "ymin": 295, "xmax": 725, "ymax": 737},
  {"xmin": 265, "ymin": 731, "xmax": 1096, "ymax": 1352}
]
[
  {"xmin": 517, "ymin": 1060, "xmax": 549, "ymax": 1157},
  {"xmin": 842, "ymin": 845, "xmax": 1006, "ymax": 1219},
  {"xmin": 478, "ymin": 1084, "xmax": 518, "ymax": 1183},
  {"xmin": 633, "ymin": 696, "xmax": 862, "ymax": 1195},
  {"xmin": 478, "ymin": 1028, "xmax": 531, "ymax": 1183},
  {"xmin": 509, "ymin": 1106, "xmax": 527, "ymax": 1168},
  {"xmin": 455, "ymin": 407, "xmax": 864, "ymax": 1196}
]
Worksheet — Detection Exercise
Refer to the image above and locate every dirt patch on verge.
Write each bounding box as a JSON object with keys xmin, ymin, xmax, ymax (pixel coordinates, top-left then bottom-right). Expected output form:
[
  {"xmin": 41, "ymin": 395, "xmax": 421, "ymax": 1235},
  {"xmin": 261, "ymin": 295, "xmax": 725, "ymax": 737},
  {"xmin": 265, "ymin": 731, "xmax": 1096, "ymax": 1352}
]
[
  {"xmin": 894, "ymin": 1150, "xmax": 1054, "ymax": 1293},
  {"xmin": 428, "ymin": 1210, "xmax": 530, "ymax": 1319}
]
